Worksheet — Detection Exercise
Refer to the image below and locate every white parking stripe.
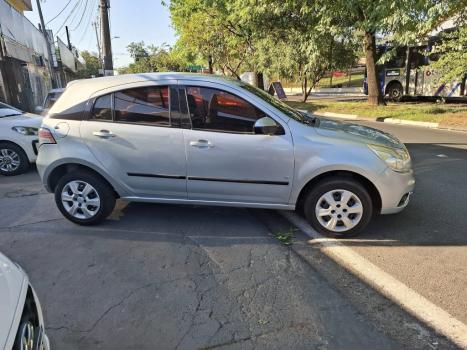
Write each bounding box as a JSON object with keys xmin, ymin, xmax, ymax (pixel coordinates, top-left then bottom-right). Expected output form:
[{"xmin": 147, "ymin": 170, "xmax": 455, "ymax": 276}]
[{"xmin": 281, "ymin": 211, "xmax": 467, "ymax": 349}]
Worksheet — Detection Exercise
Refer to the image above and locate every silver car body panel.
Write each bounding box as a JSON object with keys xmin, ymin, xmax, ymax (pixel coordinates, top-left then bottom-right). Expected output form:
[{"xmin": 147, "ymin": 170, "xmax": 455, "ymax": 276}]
[{"xmin": 37, "ymin": 73, "xmax": 415, "ymax": 215}]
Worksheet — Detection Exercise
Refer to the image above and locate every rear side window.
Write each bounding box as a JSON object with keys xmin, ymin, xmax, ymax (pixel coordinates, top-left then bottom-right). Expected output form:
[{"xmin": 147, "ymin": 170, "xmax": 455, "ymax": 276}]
[
  {"xmin": 91, "ymin": 94, "xmax": 112, "ymax": 121},
  {"xmin": 114, "ymin": 86, "xmax": 170, "ymax": 126}
]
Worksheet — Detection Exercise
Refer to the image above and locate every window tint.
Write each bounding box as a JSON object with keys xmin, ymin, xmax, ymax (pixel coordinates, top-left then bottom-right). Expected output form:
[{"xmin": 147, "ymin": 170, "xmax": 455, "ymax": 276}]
[
  {"xmin": 114, "ymin": 86, "xmax": 170, "ymax": 126},
  {"xmin": 186, "ymin": 86, "xmax": 266, "ymax": 133},
  {"xmin": 91, "ymin": 94, "xmax": 112, "ymax": 120}
]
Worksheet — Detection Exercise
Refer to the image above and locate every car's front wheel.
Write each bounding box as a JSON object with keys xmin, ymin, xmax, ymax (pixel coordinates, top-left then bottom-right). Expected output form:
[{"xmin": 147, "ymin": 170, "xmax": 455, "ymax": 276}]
[
  {"xmin": 54, "ymin": 170, "xmax": 116, "ymax": 225},
  {"xmin": 303, "ymin": 177, "xmax": 373, "ymax": 237},
  {"xmin": 0, "ymin": 142, "xmax": 29, "ymax": 176}
]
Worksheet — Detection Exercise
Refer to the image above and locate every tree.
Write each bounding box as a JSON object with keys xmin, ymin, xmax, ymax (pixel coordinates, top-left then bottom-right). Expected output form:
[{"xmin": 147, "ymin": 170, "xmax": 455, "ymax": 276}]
[
  {"xmin": 227, "ymin": 1, "xmax": 358, "ymax": 101},
  {"xmin": 428, "ymin": 25, "xmax": 467, "ymax": 88},
  {"xmin": 169, "ymin": 0, "xmax": 253, "ymax": 79},
  {"xmin": 319, "ymin": 0, "xmax": 466, "ymax": 105},
  {"xmin": 126, "ymin": 41, "xmax": 149, "ymax": 62},
  {"xmin": 78, "ymin": 50, "xmax": 100, "ymax": 78},
  {"xmin": 118, "ymin": 42, "xmax": 187, "ymax": 74}
]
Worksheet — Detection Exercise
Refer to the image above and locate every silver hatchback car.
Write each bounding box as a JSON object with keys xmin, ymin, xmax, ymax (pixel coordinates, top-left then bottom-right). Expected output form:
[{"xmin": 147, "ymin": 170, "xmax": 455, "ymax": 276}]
[{"xmin": 37, "ymin": 73, "xmax": 415, "ymax": 237}]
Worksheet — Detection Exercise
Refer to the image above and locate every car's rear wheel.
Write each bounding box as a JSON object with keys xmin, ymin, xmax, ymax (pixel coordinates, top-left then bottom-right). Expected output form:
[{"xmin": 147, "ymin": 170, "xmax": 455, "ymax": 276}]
[
  {"xmin": 303, "ymin": 177, "xmax": 373, "ymax": 237},
  {"xmin": 54, "ymin": 170, "xmax": 116, "ymax": 225},
  {"xmin": 0, "ymin": 143, "xmax": 29, "ymax": 176}
]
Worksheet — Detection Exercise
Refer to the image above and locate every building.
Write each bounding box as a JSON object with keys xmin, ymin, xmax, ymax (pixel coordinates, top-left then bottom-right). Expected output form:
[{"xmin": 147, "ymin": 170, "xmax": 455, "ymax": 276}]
[
  {"xmin": 0, "ymin": 0, "xmax": 52, "ymax": 111},
  {"xmin": 0, "ymin": 0, "xmax": 85, "ymax": 112}
]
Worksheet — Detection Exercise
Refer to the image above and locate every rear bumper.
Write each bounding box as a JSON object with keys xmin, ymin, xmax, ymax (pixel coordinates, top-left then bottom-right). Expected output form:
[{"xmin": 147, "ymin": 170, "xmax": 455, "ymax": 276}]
[{"xmin": 375, "ymin": 168, "xmax": 415, "ymax": 214}]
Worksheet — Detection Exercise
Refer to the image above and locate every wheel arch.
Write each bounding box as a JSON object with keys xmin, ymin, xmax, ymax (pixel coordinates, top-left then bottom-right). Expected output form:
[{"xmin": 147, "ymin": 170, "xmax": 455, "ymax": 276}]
[
  {"xmin": 384, "ymin": 80, "xmax": 403, "ymax": 95},
  {"xmin": 296, "ymin": 170, "xmax": 382, "ymax": 214},
  {"xmin": 0, "ymin": 139, "xmax": 27, "ymax": 154},
  {"xmin": 46, "ymin": 162, "xmax": 121, "ymax": 198}
]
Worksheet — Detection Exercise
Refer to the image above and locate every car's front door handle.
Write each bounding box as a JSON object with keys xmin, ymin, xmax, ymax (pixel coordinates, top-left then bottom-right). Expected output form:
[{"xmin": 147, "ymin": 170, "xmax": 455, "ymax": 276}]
[
  {"xmin": 93, "ymin": 130, "xmax": 116, "ymax": 138},
  {"xmin": 190, "ymin": 140, "xmax": 214, "ymax": 148}
]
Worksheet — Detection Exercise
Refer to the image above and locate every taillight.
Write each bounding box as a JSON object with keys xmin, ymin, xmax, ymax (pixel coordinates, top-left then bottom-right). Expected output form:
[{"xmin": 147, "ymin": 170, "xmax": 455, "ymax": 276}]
[{"xmin": 38, "ymin": 128, "xmax": 57, "ymax": 146}]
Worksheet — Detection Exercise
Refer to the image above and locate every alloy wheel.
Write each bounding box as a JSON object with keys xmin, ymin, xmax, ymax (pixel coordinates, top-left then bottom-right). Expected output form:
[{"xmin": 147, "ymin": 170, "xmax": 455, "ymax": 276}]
[
  {"xmin": 315, "ymin": 189, "xmax": 364, "ymax": 232},
  {"xmin": 61, "ymin": 180, "xmax": 101, "ymax": 219},
  {"xmin": 18, "ymin": 321, "xmax": 34, "ymax": 350},
  {"xmin": 0, "ymin": 148, "xmax": 21, "ymax": 173}
]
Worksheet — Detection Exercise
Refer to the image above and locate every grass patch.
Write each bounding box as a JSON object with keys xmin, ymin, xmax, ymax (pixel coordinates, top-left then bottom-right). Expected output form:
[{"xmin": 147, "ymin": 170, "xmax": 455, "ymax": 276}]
[
  {"xmin": 287, "ymin": 100, "xmax": 467, "ymax": 126},
  {"xmin": 274, "ymin": 228, "xmax": 297, "ymax": 246}
]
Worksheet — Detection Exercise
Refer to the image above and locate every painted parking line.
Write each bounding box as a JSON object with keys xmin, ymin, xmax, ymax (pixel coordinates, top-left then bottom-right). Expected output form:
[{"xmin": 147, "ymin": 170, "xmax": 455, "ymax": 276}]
[{"xmin": 281, "ymin": 211, "xmax": 467, "ymax": 349}]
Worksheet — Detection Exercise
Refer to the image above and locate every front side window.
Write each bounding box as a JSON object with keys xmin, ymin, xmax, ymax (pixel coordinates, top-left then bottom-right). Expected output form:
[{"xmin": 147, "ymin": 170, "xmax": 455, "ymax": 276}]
[
  {"xmin": 186, "ymin": 86, "xmax": 266, "ymax": 133},
  {"xmin": 114, "ymin": 86, "xmax": 170, "ymax": 126},
  {"xmin": 91, "ymin": 94, "xmax": 112, "ymax": 121}
]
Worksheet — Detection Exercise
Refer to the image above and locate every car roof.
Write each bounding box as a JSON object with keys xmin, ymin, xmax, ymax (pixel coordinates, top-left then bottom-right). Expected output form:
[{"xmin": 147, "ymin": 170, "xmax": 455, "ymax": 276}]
[{"xmin": 65, "ymin": 72, "xmax": 240, "ymax": 91}]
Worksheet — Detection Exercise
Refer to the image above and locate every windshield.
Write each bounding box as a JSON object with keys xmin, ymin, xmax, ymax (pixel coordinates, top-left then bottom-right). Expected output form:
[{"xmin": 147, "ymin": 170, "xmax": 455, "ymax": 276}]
[
  {"xmin": 239, "ymin": 83, "xmax": 308, "ymax": 123},
  {"xmin": 0, "ymin": 102, "xmax": 22, "ymax": 118}
]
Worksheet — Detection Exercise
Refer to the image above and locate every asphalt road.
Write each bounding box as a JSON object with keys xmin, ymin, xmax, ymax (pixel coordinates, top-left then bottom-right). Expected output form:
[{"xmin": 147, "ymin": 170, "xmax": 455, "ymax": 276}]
[
  {"xmin": 0, "ymin": 121, "xmax": 465, "ymax": 349},
  {"xmin": 340, "ymin": 120, "xmax": 467, "ymax": 324},
  {"xmin": 0, "ymin": 173, "xmax": 403, "ymax": 350}
]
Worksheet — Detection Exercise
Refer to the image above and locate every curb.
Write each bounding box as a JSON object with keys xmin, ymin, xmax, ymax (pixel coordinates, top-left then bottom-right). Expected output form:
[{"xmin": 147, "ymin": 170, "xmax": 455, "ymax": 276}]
[
  {"xmin": 383, "ymin": 118, "xmax": 439, "ymax": 128},
  {"xmin": 313, "ymin": 111, "xmax": 467, "ymax": 133}
]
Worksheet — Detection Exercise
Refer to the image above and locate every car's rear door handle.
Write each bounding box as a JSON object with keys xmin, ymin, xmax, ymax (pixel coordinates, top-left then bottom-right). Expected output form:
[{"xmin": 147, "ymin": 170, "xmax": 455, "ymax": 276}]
[
  {"xmin": 190, "ymin": 139, "xmax": 214, "ymax": 148},
  {"xmin": 93, "ymin": 130, "xmax": 116, "ymax": 138}
]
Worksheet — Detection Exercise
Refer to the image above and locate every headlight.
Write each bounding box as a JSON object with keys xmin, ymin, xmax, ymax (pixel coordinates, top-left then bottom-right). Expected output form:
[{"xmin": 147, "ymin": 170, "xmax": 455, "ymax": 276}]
[
  {"xmin": 12, "ymin": 126, "xmax": 38, "ymax": 136},
  {"xmin": 368, "ymin": 144, "xmax": 411, "ymax": 172}
]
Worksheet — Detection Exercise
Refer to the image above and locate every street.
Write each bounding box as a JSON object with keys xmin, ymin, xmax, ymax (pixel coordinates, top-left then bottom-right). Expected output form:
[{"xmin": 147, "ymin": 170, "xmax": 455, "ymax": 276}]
[{"xmin": 0, "ymin": 121, "xmax": 466, "ymax": 349}]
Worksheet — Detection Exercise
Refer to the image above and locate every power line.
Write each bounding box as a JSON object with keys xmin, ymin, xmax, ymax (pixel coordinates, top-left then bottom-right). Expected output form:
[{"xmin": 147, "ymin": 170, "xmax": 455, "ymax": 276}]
[
  {"xmin": 77, "ymin": 0, "xmax": 98, "ymax": 45},
  {"xmin": 55, "ymin": 0, "xmax": 83, "ymax": 36},
  {"xmin": 71, "ymin": 0, "xmax": 89, "ymax": 31},
  {"xmin": 46, "ymin": 0, "xmax": 73, "ymax": 25},
  {"xmin": 65, "ymin": 0, "xmax": 86, "ymax": 32}
]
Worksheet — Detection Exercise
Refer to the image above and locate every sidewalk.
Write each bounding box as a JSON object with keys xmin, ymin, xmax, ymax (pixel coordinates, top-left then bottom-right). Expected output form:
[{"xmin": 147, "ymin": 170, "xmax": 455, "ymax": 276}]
[{"xmin": 286, "ymin": 99, "xmax": 467, "ymax": 133}]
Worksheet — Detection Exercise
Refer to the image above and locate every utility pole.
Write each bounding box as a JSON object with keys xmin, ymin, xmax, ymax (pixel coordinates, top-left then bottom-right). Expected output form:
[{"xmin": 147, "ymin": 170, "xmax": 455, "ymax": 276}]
[
  {"xmin": 93, "ymin": 21, "xmax": 103, "ymax": 72},
  {"xmin": 99, "ymin": 0, "xmax": 113, "ymax": 75},
  {"xmin": 65, "ymin": 26, "xmax": 72, "ymax": 50},
  {"xmin": 35, "ymin": 0, "xmax": 57, "ymax": 87}
]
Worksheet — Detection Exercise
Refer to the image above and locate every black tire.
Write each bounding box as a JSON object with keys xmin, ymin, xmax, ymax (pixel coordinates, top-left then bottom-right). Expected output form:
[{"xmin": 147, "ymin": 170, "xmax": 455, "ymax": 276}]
[
  {"xmin": 386, "ymin": 83, "xmax": 403, "ymax": 102},
  {"xmin": 302, "ymin": 177, "xmax": 373, "ymax": 238},
  {"xmin": 54, "ymin": 170, "xmax": 116, "ymax": 225},
  {"xmin": 0, "ymin": 142, "xmax": 29, "ymax": 176}
]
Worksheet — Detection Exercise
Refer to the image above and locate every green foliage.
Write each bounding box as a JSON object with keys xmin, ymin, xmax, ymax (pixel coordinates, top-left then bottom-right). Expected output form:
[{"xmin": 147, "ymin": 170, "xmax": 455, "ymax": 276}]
[
  {"xmin": 118, "ymin": 42, "xmax": 188, "ymax": 74},
  {"xmin": 166, "ymin": 0, "xmax": 465, "ymax": 105},
  {"xmin": 428, "ymin": 26, "xmax": 467, "ymax": 84},
  {"xmin": 77, "ymin": 50, "xmax": 100, "ymax": 79},
  {"xmin": 168, "ymin": 0, "xmax": 359, "ymax": 98}
]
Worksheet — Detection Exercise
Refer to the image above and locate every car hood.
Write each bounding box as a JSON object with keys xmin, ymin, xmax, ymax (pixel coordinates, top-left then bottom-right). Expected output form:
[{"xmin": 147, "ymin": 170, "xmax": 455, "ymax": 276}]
[
  {"xmin": 0, "ymin": 113, "xmax": 43, "ymax": 127},
  {"xmin": 314, "ymin": 116, "xmax": 405, "ymax": 149},
  {"xmin": 0, "ymin": 252, "xmax": 26, "ymax": 350}
]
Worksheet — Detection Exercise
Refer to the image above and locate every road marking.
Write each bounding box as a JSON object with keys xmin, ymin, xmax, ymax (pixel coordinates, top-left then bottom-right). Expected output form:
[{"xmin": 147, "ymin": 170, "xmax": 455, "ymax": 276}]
[{"xmin": 281, "ymin": 211, "xmax": 467, "ymax": 349}]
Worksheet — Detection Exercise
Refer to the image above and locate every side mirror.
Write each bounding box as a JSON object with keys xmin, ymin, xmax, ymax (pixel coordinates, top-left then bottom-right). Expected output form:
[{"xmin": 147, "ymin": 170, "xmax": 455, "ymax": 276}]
[
  {"xmin": 34, "ymin": 106, "xmax": 44, "ymax": 114},
  {"xmin": 254, "ymin": 117, "xmax": 284, "ymax": 135}
]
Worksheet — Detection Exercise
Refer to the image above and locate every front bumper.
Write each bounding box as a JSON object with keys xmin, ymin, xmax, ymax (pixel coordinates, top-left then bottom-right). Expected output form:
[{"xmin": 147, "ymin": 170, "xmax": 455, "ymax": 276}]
[{"xmin": 375, "ymin": 168, "xmax": 415, "ymax": 214}]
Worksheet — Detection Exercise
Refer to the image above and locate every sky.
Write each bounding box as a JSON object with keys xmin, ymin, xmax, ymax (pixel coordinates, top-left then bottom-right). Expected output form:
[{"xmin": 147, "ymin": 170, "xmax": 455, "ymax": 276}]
[{"xmin": 25, "ymin": 0, "xmax": 177, "ymax": 68}]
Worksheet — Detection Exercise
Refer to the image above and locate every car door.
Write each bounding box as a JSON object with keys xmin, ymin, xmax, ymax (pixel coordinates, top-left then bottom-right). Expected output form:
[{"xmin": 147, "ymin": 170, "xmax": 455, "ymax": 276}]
[
  {"xmin": 180, "ymin": 82, "xmax": 294, "ymax": 205},
  {"xmin": 80, "ymin": 82, "xmax": 187, "ymax": 199}
]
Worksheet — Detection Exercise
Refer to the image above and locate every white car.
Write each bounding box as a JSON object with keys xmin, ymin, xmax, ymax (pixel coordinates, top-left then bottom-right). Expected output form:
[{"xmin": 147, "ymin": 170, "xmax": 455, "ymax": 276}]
[
  {"xmin": 0, "ymin": 102, "xmax": 42, "ymax": 175},
  {"xmin": 0, "ymin": 252, "xmax": 50, "ymax": 350}
]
